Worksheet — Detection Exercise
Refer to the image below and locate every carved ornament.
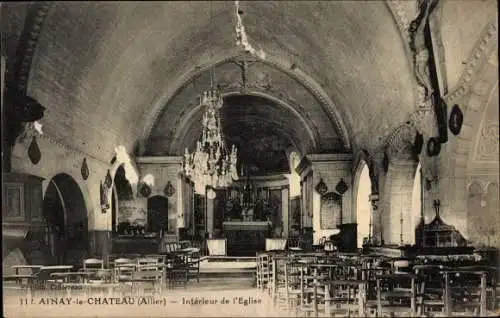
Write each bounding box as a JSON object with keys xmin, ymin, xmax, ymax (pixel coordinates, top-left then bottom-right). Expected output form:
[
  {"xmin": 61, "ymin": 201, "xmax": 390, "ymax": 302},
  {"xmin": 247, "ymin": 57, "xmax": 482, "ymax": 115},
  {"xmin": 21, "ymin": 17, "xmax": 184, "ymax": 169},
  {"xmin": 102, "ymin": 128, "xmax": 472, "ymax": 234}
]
[
  {"xmin": 477, "ymin": 121, "xmax": 499, "ymax": 161},
  {"xmin": 445, "ymin": 22, "xmax": 497, "ymax": 104},
  {"xmin": 386, "ymin": 121, "xmax": 418, "ymax": 160}
]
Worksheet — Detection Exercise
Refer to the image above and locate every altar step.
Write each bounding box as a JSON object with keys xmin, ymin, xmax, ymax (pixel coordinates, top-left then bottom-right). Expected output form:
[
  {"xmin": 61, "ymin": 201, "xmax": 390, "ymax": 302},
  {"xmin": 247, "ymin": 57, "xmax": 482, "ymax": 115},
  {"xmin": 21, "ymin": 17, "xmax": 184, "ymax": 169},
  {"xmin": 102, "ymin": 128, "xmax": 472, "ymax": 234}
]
[
  {"xmin": 202, "ymin": 255, "xmax": 256, "ymax": 262},
  {"xmin": 199, "ymin": 257, "xmax": 256, "ymax": 278}
]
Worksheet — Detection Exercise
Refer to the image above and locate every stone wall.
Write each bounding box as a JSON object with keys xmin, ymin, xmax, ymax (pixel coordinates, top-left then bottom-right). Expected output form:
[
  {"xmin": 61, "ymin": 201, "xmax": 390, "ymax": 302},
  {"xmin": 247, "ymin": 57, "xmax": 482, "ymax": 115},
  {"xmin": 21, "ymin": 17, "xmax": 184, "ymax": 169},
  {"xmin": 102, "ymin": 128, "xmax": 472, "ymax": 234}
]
[
  {"xmin": 10, "ymin": 132, "xmax": 140, "ymax": 258},
  {"xmin": 135, "ymin": 156, "xmax": 188, "ymax": 239}
]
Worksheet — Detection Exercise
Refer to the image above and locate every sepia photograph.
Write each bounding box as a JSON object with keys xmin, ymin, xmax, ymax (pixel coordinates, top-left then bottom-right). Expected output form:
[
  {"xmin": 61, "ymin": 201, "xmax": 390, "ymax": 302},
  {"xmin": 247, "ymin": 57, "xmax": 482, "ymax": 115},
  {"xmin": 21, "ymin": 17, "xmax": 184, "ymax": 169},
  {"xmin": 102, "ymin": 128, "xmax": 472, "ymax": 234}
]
[{"xmin": 1, "ymin": 0, "xmax": 499, "ymax": 317}]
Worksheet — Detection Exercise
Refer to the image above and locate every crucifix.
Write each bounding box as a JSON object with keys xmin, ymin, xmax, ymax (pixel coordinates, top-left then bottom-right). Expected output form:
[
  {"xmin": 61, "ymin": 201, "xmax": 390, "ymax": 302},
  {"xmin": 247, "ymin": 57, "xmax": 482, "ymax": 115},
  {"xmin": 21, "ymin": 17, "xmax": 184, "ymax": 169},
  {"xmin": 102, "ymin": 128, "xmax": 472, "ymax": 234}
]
[{"xmin": 233, "ymin": 55, "xmax": 258, "ymax": 94}]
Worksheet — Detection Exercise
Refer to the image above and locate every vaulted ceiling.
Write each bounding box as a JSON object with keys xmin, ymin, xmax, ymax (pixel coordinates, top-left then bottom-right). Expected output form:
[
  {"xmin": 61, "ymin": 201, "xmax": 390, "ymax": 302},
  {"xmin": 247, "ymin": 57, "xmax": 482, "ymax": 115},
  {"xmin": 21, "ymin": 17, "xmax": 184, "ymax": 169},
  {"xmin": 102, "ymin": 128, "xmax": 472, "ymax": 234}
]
[{"xmin": 1, "ymin": 1, "xmax": 497, "ymax": 164}]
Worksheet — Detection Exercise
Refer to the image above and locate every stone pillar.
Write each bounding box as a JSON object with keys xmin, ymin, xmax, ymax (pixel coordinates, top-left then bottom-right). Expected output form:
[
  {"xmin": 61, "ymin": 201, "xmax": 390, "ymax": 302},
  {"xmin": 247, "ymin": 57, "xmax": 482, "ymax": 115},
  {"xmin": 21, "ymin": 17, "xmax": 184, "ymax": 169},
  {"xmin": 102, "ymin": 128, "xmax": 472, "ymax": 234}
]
[
  {"xmin": 282, "ymin": 187, "xmax": 289, "ymax": 238},
  {"xmin": 206, "ymin": 197, "xmax": 215, "ymax": 238},
  {"xmin": 136, "ymin": 156, "xmax": 184, "ymax": 240},
  {"xmin": 88, "ymin": 180, "xmax": 113, "ymax": 259},
  {"xmin": 369, "ymin": 198, "xmax": 382, "ymax": 246},
  {"xmin": 297, "ymin": 154, "xmax": 353, "ymax": 244},
  {"xmin": 384, "ymin": 159, "xmax": 418, "ymax": 245},
  {"xmin": 368, "ymin": 152, "xmax": 386, "ymax": 246}
]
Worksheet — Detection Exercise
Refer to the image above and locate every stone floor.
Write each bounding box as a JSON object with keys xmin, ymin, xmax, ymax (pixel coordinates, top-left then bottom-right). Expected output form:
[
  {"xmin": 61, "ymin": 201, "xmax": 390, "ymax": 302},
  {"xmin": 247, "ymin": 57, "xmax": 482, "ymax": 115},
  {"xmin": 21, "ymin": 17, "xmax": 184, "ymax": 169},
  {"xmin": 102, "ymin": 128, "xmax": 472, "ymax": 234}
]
[{"xmin": 3, "ymin": 263, "xmax": 283, "ymax": 318}]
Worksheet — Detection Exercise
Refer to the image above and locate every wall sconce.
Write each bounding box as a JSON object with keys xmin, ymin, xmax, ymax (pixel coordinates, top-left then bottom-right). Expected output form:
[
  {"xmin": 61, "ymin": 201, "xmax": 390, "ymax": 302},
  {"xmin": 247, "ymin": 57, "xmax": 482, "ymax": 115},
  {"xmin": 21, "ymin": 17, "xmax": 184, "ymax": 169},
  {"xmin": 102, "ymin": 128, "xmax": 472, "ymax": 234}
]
[
  {"xmin": 315, "ymin": 178, "xmax": 328, "ymax": 195},
  {"xmin": 164, "ymin": 181, "xmax": 175, "ymax": 197},
  {"xmin": 81, "ymin": 158, "xmax": 89, "ymax": 180}
]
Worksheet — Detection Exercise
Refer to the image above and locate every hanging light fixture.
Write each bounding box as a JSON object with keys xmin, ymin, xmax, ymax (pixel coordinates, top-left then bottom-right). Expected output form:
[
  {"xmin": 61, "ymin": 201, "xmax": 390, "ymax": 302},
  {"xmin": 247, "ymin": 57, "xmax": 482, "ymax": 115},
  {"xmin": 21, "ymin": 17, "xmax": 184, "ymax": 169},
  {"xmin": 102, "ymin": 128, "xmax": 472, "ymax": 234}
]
[
  {"xmin": 183, "ymin": 2, "xmax": 239, "ymax": 195},
  {"xmin": 183, "ymin": 89, "xmax": 239, "ymax": 194}
]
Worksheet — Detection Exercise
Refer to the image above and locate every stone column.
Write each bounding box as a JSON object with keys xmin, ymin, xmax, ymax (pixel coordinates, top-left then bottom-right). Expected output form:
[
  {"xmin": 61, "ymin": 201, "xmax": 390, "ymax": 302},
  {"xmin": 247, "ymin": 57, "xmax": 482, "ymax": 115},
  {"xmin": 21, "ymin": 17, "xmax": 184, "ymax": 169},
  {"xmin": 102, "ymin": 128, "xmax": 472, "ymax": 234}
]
[
  {"xmin": 384, "ymin": 159, "xmax": 418, "ymax": 245},
  {"xmin": 298, "ymin": 154, "xmax": 353, "ymax": 244},
  {"xmin": 368, "ymin": 152, "xmax": 386, "ymax": 246},
  {"xmin": 88, "ymin": 180, "xmax": 114, "ymax": 259},
  {"xmin": 206, "ymin": 197, "xmax": 215, "ymax": 238},
  {"xmin": 136, "ymin": 156, "xmax": 184, "ymax": 240},
  {"xmin": 282, "ymin": 187, "xmax": 289, "ymax": 238}
]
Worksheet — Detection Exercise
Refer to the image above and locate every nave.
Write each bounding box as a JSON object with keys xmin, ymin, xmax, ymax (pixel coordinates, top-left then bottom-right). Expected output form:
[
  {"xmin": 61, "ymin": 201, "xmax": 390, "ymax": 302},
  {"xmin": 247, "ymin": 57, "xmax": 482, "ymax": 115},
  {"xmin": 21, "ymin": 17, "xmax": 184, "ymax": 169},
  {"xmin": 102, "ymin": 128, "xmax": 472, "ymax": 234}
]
[
  {"xmin": 3, "ymin": 246, "xmax": 500, "ymax": 317},
  {"xmin": 2, "ymin": 1, "xmax": 499, "ymax": 317}
]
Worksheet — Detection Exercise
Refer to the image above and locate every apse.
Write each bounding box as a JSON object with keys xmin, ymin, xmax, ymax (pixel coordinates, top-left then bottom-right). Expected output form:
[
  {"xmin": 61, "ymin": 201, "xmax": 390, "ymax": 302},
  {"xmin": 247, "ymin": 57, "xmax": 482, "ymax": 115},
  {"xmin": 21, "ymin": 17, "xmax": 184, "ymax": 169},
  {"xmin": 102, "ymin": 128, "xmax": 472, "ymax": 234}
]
[{"xmin": 220, "ymin": 95, "xmax": 295, "ymax": 176}]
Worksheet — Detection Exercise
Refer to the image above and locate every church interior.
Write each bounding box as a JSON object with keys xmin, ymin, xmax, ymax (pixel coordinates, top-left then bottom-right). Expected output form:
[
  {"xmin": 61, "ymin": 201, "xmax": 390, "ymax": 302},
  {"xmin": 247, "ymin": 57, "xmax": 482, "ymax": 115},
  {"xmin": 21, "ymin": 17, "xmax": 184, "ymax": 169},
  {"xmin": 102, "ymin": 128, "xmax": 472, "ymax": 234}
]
[{"xmin": 2, "ymin": 1, "xmax": 499, "ymax": 317}]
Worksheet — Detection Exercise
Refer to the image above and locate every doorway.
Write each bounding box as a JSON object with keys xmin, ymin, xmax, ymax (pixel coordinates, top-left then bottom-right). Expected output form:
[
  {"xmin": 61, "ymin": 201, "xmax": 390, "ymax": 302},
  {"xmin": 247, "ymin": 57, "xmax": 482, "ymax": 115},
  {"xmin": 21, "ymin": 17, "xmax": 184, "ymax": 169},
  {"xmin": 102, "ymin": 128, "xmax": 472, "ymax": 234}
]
[
  {"xmin": 147, "ymin": 196, "xmax": 169, "ymax": 234},
  {"xmin": 43, "ymin": 173, "xmax": 88, "ymax": 264}
]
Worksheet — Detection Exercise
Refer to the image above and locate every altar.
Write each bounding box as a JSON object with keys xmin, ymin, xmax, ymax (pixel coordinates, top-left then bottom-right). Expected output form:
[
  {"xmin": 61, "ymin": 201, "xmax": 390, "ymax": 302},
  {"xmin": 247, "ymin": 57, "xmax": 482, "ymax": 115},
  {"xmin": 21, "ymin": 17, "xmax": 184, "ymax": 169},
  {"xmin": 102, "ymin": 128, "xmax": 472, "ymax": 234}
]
[{"xmin": 223, "ymin": 221, "xmax": 272, "ymax": 256}]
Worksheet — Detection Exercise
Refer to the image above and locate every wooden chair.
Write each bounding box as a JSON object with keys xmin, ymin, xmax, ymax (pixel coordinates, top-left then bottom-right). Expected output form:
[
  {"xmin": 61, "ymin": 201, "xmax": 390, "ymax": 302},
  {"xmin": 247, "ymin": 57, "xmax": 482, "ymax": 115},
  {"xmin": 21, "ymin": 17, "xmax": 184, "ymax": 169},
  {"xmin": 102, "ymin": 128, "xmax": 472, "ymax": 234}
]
[
  {"xmin": 298, "ymin": 262, "xmax": 328, "ymax": 317},
  {"xmin": 413, "ymin": 264, "xmax": 449, "ymax": 316},
  {"xmin": 443, "ymin": 268, "xmax": 493, "ymax": 316},
  {"xmin": 270, "ymin": 254, "xmax": 293, "ymax": 311},
  {"xmin": 256, "ymin": 252, "xmax": 272, "ymax": 290},
  {"xmin": 144, "ymin": 254, "xmax": 167, "ymax": 264},
  {"xmin": 376, "ymin": 273, "xmax": 421, "ymax": 317},
  {"xmin": 82, "ymin": 258, "xmax": 108, "ymax": 284},
  {"xmin": 186, "ymin": 249, "xmax": 201, "ymax": 283},
  {"xmin": 83, "ymin": 258, "xmax": 104, "ymax": 271},
  {"xmin": 33, "ymin": 268, "xmax": 67, "ymax": 290},
  {"xmin": 165, "ymin": 254, "xmax": 189, "ymax": 288},
  {"xmin": 130, "ymin": 264, "xmax": 165, "ymax": 295},
  {"xmin": 284, "ymin": 261, "xmax": 306, "ymax": 316},
  {"xmin": 113, "ymin": 258, "xmax": 136, "ymax": 283}
]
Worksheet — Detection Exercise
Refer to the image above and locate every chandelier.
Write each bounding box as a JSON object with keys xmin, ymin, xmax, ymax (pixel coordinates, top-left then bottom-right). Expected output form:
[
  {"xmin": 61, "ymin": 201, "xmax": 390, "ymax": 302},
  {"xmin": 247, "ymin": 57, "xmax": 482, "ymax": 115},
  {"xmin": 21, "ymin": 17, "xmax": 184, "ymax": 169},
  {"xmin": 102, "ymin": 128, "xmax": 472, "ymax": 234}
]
[{"xmin": 183, "ymin": 88, "xmax": 239, "ymax": 194}]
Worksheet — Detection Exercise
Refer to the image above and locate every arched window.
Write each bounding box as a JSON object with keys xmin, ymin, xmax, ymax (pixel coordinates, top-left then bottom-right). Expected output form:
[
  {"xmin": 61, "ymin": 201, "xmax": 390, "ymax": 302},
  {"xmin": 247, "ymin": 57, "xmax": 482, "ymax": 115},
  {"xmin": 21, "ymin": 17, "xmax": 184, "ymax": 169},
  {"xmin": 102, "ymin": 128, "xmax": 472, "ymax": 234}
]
[{"xmin": 356, "ymin": 161, "xmax": 371, "ymax": 248}]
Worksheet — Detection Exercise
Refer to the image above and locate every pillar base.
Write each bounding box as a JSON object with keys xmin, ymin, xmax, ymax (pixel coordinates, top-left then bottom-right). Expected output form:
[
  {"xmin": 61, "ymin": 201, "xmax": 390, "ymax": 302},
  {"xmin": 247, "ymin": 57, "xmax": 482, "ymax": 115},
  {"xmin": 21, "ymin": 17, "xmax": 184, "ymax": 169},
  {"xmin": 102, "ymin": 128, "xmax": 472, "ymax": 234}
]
[{"xmin": 88, "ymin": 230, "xmax": 112, "ymax": 259}]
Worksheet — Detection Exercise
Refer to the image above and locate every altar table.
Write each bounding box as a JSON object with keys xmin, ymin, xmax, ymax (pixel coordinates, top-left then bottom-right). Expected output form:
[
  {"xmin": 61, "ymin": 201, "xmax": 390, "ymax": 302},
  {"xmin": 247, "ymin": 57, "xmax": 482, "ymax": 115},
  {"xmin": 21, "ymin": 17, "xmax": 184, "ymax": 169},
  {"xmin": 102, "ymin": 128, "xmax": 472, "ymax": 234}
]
[{"xmin": 223, "ymin": 221, "xmax": 272, "ymax": 256}]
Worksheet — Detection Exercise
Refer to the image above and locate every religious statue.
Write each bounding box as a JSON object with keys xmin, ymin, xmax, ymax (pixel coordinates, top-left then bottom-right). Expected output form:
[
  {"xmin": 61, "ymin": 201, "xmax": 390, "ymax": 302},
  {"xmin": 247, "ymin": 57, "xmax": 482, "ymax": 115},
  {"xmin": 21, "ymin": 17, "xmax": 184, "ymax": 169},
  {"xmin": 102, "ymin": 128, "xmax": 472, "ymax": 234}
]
[{"xmin": 242, "ymin": 206, "xmax": 254, "ymax": 221}]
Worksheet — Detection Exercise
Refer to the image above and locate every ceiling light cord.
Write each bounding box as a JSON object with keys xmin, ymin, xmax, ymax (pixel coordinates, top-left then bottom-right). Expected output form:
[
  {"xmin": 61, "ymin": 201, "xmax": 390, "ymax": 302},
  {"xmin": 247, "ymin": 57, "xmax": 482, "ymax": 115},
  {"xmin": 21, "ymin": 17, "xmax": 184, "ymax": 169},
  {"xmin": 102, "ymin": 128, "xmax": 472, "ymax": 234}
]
[{"xmin": 210, "ymin": 1, "xmax": 215, "ymax": 89}]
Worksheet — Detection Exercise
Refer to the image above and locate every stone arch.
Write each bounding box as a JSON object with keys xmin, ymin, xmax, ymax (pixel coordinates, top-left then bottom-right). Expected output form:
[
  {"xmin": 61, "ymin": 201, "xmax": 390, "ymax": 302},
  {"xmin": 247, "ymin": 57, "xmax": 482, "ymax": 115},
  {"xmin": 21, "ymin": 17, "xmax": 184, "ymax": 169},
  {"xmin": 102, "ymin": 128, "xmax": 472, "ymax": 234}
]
[
  {"xmin": 353, "ymin": 159, "xmax": 372, "ymax": 248},
  {"xmin": 168, "ymin": 90, "xmax": 319, "ymax": 155},
  {"xmin": 382, "ymin": 158, "xmax": 419, "ymax": 246},
  {"xmin": 379, "ymin": 122, "xmax": 420, "ymax": 245},
  {"xmin": 108, "ymin": 146, "xmax": 141, "ymax": 199},
  {"xmin": 447, "ymin": 48, "xmax": 498, "ymax": 239},
  {"xmin": 43, "ymin": 173, "xmax": 88, "ymax": 264},
  {"xmin": 111, "ymin": 164, "xmax": 135, "ymax": 235},
  {"xmin": 142, "ymin": 50, "xmax": 352, "ymax": 151}
]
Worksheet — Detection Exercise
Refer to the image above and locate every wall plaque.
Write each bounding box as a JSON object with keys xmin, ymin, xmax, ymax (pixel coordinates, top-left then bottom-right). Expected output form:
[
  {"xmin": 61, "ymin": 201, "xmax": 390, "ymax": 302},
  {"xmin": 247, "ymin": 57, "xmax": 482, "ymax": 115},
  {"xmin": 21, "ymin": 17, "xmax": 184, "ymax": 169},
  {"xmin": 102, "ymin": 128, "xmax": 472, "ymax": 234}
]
[{"xmin": 320, "ymin": 192, "xmax": 342, "ymax": 230}]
